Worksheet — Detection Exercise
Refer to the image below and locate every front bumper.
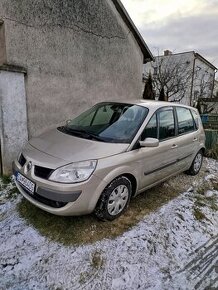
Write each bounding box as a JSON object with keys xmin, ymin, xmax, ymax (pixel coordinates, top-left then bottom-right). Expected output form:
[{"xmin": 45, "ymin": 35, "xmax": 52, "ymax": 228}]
[{"xmin": 13, "ymin": 159, "xmax": 107, "ymax": 216}]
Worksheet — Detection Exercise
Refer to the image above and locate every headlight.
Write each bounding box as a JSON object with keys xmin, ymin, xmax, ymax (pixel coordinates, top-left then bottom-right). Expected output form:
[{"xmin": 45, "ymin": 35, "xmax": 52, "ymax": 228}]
[{"xmin": 49, "ymin": 160, "xmax": 97, "ymax": 183}]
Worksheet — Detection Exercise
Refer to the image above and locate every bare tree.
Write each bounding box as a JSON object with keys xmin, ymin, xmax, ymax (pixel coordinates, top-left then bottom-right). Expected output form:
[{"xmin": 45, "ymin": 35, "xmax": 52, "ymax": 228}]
[
  {"xmin": 193, "ymin": 70, "xmax": 216, "ymax": 114},
  {"xmin": 144, "ymin": 55, "xmax": 193, "ymax": 102},
  {"xmin": 142, "ymin": 73, "xmax": 155, "ymax": 100},
  {"xmin": 159, "ymin": 87, "xmax": 167, "ymax": 101},
  {"xmin": 195, "ymin": 98, "xmax": 214, "ymax": 114}
]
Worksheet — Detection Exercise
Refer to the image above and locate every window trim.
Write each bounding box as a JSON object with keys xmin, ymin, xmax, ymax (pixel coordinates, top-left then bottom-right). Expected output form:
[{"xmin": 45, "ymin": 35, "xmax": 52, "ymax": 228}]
[
  {"xmin": 139, "ymin": 106, "xmax": 176, "ymax": 143},
  {"xmin": 190, "ymin": 109, "xmax": 200, "ymax": 131},
  {"xmin": 140, "ymin": 112, "xmax": 158, "ymax": 141},
  {"xmin": 134, "ymin": 105, "xmax": 199, "ymax": 150},
  {"xmin": 157, "ymin": 106, "xmax": 176, "ymax": 142}
]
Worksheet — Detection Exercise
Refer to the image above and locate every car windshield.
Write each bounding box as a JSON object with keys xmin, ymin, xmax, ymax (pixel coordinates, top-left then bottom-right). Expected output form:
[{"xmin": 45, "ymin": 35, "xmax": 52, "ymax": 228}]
[{"xmin": 60, "ymin": 102, "xmax": 149, "ymax": 143}]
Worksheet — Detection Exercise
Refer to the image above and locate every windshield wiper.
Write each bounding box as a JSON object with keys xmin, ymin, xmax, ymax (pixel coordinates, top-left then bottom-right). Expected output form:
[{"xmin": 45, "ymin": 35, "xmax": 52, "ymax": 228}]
[{"xmin": 59, "ymin": 127, "xmax": 106, "ymax": 142}]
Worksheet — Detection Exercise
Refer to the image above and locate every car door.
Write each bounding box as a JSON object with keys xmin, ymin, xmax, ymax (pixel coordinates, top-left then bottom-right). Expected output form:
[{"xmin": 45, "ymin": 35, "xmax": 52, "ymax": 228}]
[
  {"xmin": 138, "ymin": 107, "xmax": 180, "ymax": 190},
  {"xmin": 174, "ymin": 106, "xmax": 199, "ymax": 169}
]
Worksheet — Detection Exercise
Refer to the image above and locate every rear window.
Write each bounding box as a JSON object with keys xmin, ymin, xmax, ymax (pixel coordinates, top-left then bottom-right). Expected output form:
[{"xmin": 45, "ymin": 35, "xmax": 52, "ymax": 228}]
[{"xmin": 176, "ymin": 107, "xmax": 195, "ymax": 134}]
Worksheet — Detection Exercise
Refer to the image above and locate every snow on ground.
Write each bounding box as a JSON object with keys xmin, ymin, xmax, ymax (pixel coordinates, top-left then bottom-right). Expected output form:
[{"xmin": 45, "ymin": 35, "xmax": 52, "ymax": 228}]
[{"xmin": 0, "ymin": 159, "xmax": 218, "ymax": 290}]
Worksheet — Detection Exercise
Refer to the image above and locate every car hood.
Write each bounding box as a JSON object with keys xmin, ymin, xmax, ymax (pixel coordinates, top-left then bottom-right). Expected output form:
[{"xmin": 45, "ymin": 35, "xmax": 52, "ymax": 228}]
[{"xmin": 28, "ymin": 128, "xmax": 129, "ymax": 163}]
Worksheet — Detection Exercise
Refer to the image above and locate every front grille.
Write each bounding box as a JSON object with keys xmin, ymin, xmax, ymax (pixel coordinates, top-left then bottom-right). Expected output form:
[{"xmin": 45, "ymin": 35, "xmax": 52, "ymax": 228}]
[
  {"xmin": 20, "ymin": 185, "xmax": 67, "ymax": 208},
  {"xmin": 18, "ymin": 154, "xmax": 26, "ymax": 167},
  {"xmin": 34, "ymin": 165, "xmax": 53, "ymax": 179}
]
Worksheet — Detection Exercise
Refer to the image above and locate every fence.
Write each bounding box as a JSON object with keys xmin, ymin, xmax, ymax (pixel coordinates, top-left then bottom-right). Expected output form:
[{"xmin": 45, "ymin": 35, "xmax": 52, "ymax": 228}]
[{"xmin": 201, "ymin": 114, "xmax": 218, "ymax": 150}]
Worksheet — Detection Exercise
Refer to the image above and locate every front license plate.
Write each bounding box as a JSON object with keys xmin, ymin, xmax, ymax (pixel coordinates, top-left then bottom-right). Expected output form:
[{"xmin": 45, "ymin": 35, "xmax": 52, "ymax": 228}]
[{"xmin": 16, "ymin": 172, "xmax": 35, "ymax": 194}]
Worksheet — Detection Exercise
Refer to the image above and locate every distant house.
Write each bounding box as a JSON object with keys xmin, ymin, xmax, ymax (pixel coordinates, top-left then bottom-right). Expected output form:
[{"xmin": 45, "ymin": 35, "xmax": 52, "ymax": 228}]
[
  {"xmin": 199, "ymin": 79, "xmax": 218, "ymax": 114},
  {"xmin": 143, "ymin": 50, "xmax": 217, "ymax": 105},
  {"xmin": 0, "ymin": 0, "xmax": 153, "ymax": 173},
  {"xmin": 213, "ymin": 79, "xmax": 218, "ymax": 97},
  {"xmin": 213, "ymin": 80, "xmax": 218, "ymax": 113}
]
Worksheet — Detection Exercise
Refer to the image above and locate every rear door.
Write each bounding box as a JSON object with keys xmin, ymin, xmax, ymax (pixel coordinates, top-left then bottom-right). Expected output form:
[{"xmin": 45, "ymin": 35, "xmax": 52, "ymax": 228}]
[{"xmin": 174, "ymin": 106, "xmax": 199, "ymax": 169}]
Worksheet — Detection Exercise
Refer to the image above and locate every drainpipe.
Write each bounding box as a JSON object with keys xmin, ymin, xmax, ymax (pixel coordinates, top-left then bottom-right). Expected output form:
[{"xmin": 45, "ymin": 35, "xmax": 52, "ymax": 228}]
[
  {"xmin": 211, "ymin": 69, "xmax": 217, "ymax": 99},
  {"xmin": 190, "ymin": 53, "xmax": 197, "ymax": 106}
]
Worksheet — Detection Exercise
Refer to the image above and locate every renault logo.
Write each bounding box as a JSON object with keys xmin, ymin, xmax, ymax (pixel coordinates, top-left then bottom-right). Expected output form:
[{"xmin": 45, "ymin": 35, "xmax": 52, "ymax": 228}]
[{"xmin": 25, "ymin": 161, "xmax": 32, "ymax": 173}]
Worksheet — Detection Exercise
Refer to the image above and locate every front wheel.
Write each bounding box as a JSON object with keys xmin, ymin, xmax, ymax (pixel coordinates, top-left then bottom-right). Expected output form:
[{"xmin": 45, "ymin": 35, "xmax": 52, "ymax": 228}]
[
  {"xmin": 94, "ymin": 176, "xmax": 132, "ymax": 221},
  {"xmin": 186, "ymin": 150, "xmax": 203, "ymax": 176}
]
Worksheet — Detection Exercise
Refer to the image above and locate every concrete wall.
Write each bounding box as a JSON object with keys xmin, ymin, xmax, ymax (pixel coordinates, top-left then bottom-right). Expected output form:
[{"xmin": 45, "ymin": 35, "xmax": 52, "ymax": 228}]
[
  {"xmin": 0, "ymin": 0, "xmax": 144, "ymax": 138},
  {"xmin": 0, "ymin": 70, "xmax": 28, "ymax": 174}
]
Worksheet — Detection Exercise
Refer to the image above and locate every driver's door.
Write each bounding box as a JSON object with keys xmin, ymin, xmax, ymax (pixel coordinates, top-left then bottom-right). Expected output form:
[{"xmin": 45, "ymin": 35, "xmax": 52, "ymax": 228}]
[{"xmin": 138, "ymin": 107, "xmax": 180, "ymax": 190}]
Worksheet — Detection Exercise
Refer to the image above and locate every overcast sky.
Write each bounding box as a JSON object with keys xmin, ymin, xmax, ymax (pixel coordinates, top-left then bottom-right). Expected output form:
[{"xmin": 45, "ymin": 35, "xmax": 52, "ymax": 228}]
[{"xmin": 120, "ymin": 0, "xmax": 218, "ymax": 71}]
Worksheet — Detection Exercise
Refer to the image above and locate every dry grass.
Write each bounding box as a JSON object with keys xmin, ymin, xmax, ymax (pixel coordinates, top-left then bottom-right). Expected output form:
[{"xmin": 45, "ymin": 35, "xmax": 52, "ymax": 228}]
[
  {"xmin": 193, "ymin": 208, "xmax": 207, "ymax": 221},
  {"xmin": 0, "ymin": 175, "xmax": 12, "ymax": 190},
  {"xmin": 17, "ymin": 174, "xmax": 191, "ymax": 246},
  {"xmin": 205, "ymin": 145, "xmax": 218, "ymax": 160},
  {"xmin": 90, "ymin": 250, "xmax": 104, "ymax": 269},
  {"xmin": 0, "ymin": 176, "xmax": 19, "ymax": 199},
  {"xmin": 79, "ymin": 250, "xmax": 104, "ymax": 285}
]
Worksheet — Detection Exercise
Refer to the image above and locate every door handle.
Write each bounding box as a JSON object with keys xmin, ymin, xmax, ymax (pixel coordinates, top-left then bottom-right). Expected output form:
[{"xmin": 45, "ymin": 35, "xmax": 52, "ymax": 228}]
[
  {"xmin": 193, "ymin": 137, "xmax": 198, "ymax": 142},
  {"xmin": 171, "ymin": 144, "xmax": 178, "ymax": 149}
]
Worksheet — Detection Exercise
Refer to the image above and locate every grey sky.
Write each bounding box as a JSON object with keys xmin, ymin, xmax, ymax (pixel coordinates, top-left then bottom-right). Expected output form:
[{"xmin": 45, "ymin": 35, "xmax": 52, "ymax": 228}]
[{"xmin": 121, "ymin": 0, "xmax": 218, "ymax": 70}]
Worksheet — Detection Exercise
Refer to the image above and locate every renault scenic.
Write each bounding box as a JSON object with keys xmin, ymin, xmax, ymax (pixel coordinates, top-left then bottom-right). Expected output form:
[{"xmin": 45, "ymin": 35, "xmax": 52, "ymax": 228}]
[{"xmin": 13, "ymin": 100, "xmax": 205, "ymax": 220}]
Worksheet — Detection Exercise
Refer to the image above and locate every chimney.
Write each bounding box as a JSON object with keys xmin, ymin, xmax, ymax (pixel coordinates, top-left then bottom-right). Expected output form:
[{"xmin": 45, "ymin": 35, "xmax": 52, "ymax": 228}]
[{"xmin": 164, "ymin": 50, "xmax": 172, "ymax": 56}]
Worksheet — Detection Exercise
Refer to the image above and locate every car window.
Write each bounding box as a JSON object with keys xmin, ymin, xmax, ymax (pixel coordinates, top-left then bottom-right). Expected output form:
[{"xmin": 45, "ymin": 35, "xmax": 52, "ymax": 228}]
[
  {"xmin": 141, "ymin": 114, "xmax": 157, "ymax": 140},
  {"xmin": 64, "ymin": 103, "xmax": 149, "ymax": 143},
  {"xmin": 91, "ymin": 105, "xmax": 114, "ymax": 126},
  {"xmin": 176, "ymin": 107, "xmax": 195, "ymax": 134},
  {"xmin": 158, "ymin": 109, "xmax": 175, "ymax": 140},
  {"xmin": 100, "ymin": 105, "xmax": 147, "ymax": 142},
  {"xmin": 191, "ymin": 110, "xmax": 200, "ymax": 129}
]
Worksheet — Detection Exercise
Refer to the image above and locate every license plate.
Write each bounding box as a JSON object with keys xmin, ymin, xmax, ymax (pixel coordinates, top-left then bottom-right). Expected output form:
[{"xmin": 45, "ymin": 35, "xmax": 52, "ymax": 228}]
[{"xmin": 16, "ymin": 172, "xmax": 35, "ymax": 194}]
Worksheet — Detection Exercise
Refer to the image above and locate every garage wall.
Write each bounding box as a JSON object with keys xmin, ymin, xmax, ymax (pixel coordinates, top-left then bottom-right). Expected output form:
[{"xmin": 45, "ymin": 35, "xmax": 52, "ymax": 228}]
[{"xmin": 0, "ymin": 0, "xmax": 144, "ymax": 138}]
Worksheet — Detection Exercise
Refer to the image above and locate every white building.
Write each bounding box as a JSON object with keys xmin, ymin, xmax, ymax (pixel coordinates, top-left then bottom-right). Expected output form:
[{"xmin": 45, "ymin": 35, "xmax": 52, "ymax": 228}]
[{"xmin": 143, "ymin": 50, "xmax": 217, "ymax": 106}]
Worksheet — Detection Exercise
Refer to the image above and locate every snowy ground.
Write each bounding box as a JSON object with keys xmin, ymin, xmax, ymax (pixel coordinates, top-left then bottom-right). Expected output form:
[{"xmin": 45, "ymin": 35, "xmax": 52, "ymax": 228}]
[{"xmin": 0, "ymin": 159, "xmax": 218, "ymax": 290}]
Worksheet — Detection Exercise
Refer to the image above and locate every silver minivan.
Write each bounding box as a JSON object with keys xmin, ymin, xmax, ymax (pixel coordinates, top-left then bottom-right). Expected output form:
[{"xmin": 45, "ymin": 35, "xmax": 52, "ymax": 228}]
[{"xmin": 13, "ymin": 100, "xmax": 205, "ymax": 220}]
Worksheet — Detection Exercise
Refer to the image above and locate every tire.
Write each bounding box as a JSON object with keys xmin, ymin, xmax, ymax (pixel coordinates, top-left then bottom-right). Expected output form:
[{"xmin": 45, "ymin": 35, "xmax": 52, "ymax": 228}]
[
  {"xmin": 186, "ymin": 150, "xmax": 203, "ymax": 176},
  {"xmin": 94, "ymin": 176, "xmax": 132, "ymax": 221}
]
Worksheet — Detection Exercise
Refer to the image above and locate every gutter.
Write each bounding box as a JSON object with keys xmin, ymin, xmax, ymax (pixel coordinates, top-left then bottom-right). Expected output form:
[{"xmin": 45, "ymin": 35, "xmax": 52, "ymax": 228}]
[
  {"xmin": 111, "ymin": 0, "xmax": 154, "ymax": 63},
  {"xmin": 190, "ymin": 54, "xmax": 196, "ymax": 106}
]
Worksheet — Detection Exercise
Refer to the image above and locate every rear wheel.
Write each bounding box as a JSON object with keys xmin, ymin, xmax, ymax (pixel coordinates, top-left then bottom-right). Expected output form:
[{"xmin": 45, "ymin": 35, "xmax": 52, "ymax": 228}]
[
  {"xmin": 94, "ymin": 176, "xmax": 132, "ymax": 221},
  {"xmin": 186, "ymin": 150, "xmax": 203, "ymax": 176}
]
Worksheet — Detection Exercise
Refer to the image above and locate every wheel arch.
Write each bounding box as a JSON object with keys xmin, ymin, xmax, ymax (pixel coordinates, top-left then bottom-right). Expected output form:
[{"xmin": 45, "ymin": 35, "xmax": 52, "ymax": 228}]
[
  {"xmin": 94, "ymin": 173, "xmax": 137, "ymax": 221},
  {"xmin": 201, "ymin": 146, "xmax": 206, "ymax": 156},
  {"xmin": 121, "ymin": 173, "xmax": 137, "ymax": 197},
  {"xmin": 104, "ymin": 172, "xmax": 138, "ymax": 198}
]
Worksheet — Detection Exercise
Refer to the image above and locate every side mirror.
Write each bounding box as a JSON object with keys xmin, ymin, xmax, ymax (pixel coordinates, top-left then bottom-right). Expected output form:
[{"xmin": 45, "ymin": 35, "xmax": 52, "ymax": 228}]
[{"xmin": 139, "ymin": 138, "xmax": 159, "ymax": 148}]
